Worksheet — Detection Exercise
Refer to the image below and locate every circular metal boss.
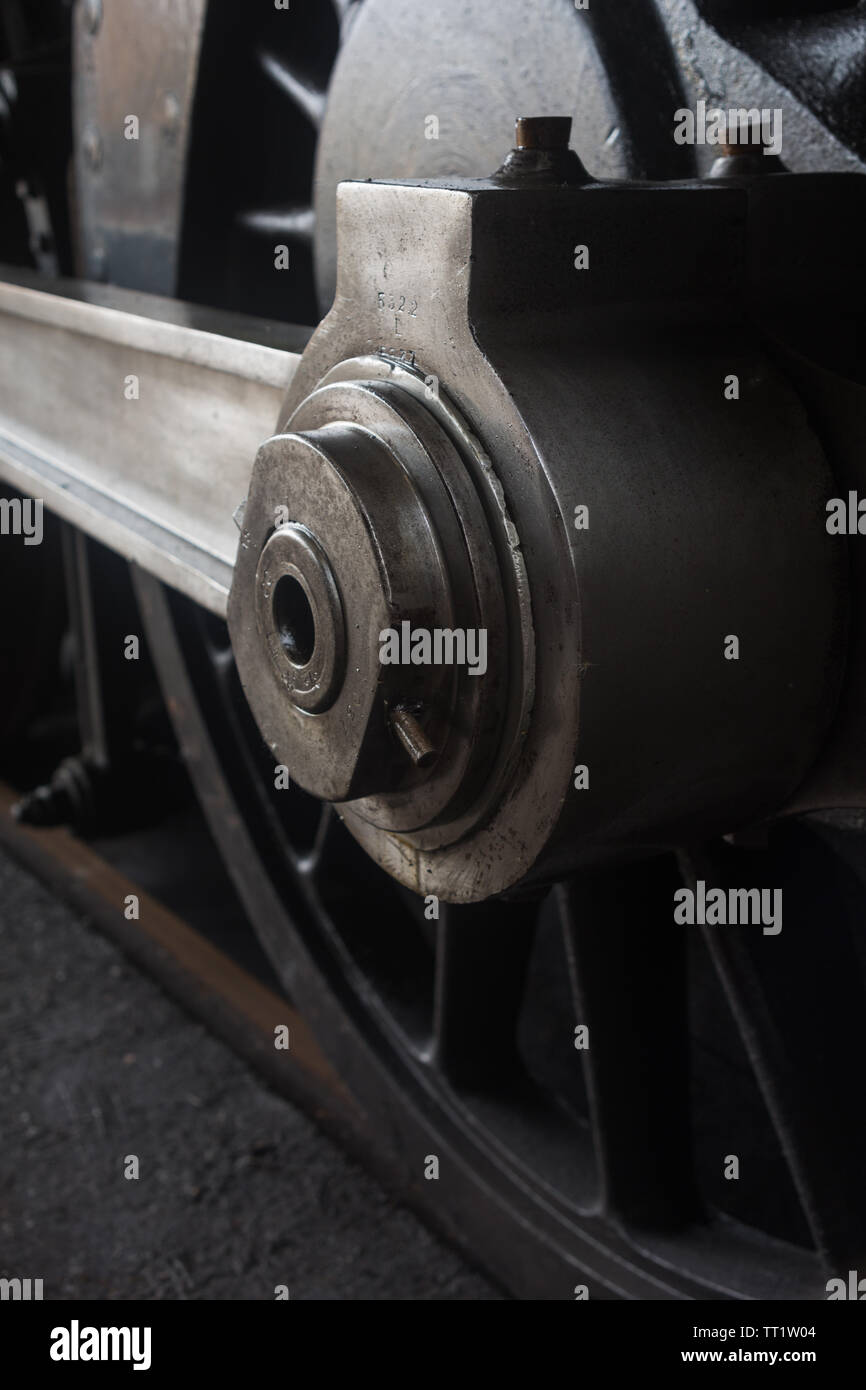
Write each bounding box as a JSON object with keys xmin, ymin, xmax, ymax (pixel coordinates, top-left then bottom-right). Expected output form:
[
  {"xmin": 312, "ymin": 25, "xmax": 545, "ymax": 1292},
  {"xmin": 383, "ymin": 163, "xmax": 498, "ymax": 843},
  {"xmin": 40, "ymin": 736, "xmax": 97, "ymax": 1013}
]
[{"xmin": 254, "ymin": 523, "xmax": 345, "ymax": 715}]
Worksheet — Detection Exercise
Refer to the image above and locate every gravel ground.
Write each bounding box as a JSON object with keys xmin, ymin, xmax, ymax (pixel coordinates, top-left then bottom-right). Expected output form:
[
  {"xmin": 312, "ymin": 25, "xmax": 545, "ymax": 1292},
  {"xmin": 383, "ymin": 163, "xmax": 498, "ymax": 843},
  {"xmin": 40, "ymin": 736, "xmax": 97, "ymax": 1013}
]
[{"xmin": 0, "ymin": 848, "xmax": 497, "ymax": 1300}]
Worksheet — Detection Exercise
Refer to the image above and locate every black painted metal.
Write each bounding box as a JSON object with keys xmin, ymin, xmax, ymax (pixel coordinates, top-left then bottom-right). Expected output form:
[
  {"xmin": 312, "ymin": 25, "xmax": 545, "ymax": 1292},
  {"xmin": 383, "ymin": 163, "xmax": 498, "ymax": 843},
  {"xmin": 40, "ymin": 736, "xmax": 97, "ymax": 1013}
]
[
  {"xmin": 558, "ymin": 861, "xmax": 700, "ymax": 1233},
  {"xmin": 132, "ymin": 578, "xmax": 833, "ymax": 1299},
  {"xmin": 682, "ymin": 835, "xmax": 866, "ymax": 1272},
  {"xmin": 47, "ymin": 0, "xmax": 866, "ymax": 1298}
]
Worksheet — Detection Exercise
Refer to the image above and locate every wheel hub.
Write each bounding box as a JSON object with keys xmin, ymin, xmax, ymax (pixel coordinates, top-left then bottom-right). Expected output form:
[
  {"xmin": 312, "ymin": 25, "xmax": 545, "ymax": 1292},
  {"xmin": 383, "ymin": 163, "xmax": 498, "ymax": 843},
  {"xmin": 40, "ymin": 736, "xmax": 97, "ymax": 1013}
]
[
  {"xmin": 229, "ymin": 141, "xmax": 848, "ymax": 903},
  {"xmin": 231, "ymin": 356, "xmax": 519, "ymax": 827}
]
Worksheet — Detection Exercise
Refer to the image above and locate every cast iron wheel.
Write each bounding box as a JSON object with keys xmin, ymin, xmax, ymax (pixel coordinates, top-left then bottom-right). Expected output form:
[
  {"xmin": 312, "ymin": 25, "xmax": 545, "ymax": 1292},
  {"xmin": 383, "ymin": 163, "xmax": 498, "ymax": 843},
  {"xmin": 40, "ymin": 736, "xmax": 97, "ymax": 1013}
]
[
  {"xmin": 67, "ymin": 0, "xmax": 866, "ymax": 1300},
  {"xmin": 132, "ymin": 573, "xmax": 866, "ymax": 1300}
]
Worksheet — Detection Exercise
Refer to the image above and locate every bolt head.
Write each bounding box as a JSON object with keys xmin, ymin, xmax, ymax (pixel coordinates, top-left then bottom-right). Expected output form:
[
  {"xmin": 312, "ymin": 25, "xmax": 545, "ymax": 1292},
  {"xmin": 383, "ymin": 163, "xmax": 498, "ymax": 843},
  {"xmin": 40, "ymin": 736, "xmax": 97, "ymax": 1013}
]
[{"xmin": 515, "ymin": 116, "xmax": 572, "ymax": 152}]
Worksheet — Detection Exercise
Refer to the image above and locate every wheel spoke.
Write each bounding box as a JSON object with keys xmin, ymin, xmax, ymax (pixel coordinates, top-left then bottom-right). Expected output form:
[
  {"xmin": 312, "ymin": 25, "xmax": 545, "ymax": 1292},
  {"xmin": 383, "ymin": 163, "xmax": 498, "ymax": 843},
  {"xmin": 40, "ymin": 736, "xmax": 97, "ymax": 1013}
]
[
  {"xmin": 429, "ymin": 898, "xmax": 537, "ymax": 1088},
  {"xmin": 257, "ymin": 49, "xmax": 326, "ymax": 128},
  {"xmin": 297, "ymin": 802, "xmax": 335, "ymax": 875},
  {"xmin": 680, "ymin": 835, "xmax": 866, "ymax": 1270},
  {"xmin": 557, "ymin": 858, "xmax": 699, "ymax": 1231},
  {"xmin": 236, "ymin": 205, "xmax": 315, "ymax": 245}
]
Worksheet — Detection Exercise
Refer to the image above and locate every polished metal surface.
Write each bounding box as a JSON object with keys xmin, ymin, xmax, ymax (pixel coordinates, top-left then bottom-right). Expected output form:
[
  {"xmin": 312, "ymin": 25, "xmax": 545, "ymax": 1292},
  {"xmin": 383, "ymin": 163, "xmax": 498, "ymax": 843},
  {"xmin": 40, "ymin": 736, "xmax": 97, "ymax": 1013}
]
[
  {"xmin": 73, "ymin": 0, "xmax": 207, "ymax": 291},
  {"xmin": 0, "ymin": 269, "xmax": 304, "ymax": 614},
  {"xmin": 231, "ymin": 354, "xmax": 516, "ymax": 816},
  {"xmin": 230, "ymin": 162, "xmax": 848, "ymax": 901},
  {"xmin": 4, "ymin": 0, "xmax": 865, "ymax": 1301}
]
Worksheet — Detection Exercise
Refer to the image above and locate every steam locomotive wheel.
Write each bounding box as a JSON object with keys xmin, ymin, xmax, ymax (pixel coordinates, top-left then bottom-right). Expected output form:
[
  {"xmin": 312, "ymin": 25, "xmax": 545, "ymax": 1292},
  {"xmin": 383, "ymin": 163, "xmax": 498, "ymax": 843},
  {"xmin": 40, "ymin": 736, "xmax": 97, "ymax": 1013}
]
[
  {"xmin": 66, "ymin": 0, "xmax": 866, "ymax": 1299},
  {"xmin": 130, "ymin": 572, "xmax": 866, "ymax": 1301}
]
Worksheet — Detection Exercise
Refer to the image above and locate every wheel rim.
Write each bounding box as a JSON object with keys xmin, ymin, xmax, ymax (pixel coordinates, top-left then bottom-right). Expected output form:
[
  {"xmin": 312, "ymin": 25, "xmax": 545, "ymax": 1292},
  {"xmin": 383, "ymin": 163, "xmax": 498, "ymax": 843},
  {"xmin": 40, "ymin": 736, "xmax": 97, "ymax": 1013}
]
[
  {"xmin": 132, "ymin": 573, "xmax": 861, "ymax": 1300},
  {"xmin": 70, "ymin": 0, "xmax": 866, "ymax": 1301}
]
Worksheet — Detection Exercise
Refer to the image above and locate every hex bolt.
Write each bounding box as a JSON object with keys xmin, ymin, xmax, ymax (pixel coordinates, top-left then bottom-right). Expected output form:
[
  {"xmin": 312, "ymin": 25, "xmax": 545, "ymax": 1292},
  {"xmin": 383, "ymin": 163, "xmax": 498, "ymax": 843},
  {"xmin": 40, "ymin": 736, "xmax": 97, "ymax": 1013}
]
[{"xmin": 390, "ymin": 705, "xmax": 438, "ymax": 768}]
